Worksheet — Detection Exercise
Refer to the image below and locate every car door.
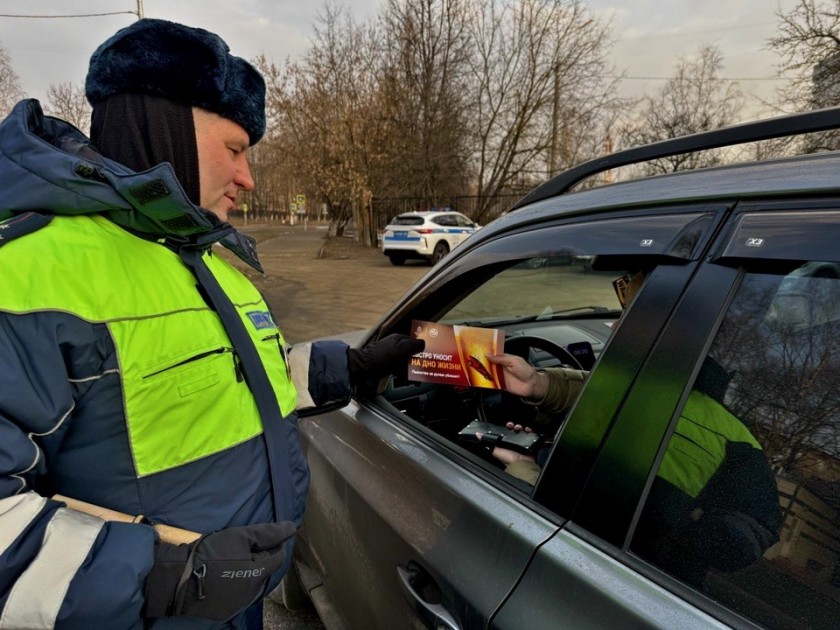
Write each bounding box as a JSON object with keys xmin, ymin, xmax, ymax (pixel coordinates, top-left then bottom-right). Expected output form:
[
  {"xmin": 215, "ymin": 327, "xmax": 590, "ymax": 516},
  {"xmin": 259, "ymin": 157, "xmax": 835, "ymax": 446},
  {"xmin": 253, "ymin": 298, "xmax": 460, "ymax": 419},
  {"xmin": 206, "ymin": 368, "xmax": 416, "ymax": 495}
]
[
  {"xmin": 491, "ymin": 261, "xmax": 737, "ymax": 629},
  {"xmin": 496, "ymin": 200, "xmax": 840, "ymax": 629},
  {"xmin": 296, "ymin": 203, "xmax": 730, "ymax": 630},
  {"xmin": 431, "ymin": 213, "xmax": 459, "ymax": 251},
  {"xmin": 453, "ymin": 214, "xmax": 477, "ymax": 247}
]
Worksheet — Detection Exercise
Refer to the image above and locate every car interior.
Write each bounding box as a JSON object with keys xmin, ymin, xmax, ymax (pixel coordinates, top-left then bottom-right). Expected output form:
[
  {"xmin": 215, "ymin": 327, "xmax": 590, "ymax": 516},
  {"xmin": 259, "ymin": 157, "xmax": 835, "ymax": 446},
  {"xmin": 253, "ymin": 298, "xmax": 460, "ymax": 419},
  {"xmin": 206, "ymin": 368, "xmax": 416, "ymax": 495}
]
[{"xmin": 372, "ymin": 253, "xmax": 635, "ymax": 471}]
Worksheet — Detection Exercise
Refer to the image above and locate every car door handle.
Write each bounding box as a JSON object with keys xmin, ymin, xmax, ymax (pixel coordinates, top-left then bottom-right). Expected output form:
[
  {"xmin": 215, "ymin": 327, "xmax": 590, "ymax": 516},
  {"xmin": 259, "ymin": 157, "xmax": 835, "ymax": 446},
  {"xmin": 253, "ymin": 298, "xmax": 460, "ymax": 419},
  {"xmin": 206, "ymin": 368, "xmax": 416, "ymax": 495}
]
[{"xmin": 397, "ymin": 563, "xmax": 461, "ymax": 630}]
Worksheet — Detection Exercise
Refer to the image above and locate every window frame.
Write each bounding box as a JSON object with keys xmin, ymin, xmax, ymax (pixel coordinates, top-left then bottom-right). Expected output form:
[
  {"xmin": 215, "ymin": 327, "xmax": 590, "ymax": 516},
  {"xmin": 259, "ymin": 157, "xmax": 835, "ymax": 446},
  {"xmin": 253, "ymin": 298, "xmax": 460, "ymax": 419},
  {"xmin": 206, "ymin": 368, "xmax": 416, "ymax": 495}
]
[
  {"xmin": 361, "ymin": 204, "xmax": 731, "ymax": 503},
  {"xmin": 373, "ymin": 205, "xmax": 730, "ymax": 339},
  {"xmin": 565, "ymin": 200, "xmax": 840, "ymax": 629}
]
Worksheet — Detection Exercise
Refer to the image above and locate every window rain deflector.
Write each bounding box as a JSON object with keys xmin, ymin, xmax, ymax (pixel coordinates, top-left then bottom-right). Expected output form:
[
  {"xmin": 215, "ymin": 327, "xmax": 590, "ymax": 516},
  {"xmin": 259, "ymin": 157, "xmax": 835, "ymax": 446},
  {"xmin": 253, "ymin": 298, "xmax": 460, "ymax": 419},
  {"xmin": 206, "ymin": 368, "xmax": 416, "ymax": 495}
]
[{"xmin": 715, "ymin": 210, "xmax": 840, "ymax": 264}]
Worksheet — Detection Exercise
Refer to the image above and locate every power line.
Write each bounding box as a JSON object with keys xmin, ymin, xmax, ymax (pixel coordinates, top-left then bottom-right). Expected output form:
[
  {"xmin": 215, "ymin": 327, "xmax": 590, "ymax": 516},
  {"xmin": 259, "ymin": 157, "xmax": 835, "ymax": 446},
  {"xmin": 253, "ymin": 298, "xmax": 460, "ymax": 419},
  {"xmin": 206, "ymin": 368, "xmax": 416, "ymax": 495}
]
[
  {"xmin": 0, "ymin": 0, "xmax": 143, "ymax": 19},
  {"xmin": 0, "ymin": 11, "xmax": 137, "ymax": 18},
  {"xmin": 607, "ymin": 74, "xmax": 793, "ymax": 82}
]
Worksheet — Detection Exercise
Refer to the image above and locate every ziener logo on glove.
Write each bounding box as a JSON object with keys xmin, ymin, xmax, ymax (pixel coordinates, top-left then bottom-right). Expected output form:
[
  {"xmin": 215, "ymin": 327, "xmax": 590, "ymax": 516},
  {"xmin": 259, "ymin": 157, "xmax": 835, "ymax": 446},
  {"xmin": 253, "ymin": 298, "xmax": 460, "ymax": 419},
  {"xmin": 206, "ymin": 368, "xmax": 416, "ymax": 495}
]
[{"xmin": 220, "ymin": 567, "xmax": 266, "ymax": 579}]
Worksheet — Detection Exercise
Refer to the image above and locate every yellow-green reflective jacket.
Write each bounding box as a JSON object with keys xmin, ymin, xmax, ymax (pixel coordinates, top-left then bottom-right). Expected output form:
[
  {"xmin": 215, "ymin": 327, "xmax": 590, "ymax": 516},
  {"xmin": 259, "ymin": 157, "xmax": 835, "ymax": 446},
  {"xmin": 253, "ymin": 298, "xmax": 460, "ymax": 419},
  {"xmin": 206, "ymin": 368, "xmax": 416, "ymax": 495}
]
[{"xmin": 0, "ymin": 216, "xmax": 350, "ymax": 627}]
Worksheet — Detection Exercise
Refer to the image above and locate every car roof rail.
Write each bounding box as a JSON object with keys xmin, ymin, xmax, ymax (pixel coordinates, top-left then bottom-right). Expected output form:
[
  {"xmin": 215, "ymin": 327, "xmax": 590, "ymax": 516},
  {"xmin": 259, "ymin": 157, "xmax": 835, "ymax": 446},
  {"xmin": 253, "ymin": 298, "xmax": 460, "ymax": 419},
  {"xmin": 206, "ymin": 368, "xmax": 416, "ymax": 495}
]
[{"xmin": 510, "ymin": 105, "xmax": 840, "ymax": 211}]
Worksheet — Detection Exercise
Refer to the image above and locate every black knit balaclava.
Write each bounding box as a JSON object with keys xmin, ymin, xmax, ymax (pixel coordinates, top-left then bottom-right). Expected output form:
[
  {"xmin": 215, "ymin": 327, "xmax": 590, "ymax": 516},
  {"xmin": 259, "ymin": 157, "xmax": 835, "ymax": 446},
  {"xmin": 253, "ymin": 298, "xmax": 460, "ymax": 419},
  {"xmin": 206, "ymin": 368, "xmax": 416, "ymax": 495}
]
[{"xmin": 90, "ymin": 92, "xmax": 201, "ymax": 206}]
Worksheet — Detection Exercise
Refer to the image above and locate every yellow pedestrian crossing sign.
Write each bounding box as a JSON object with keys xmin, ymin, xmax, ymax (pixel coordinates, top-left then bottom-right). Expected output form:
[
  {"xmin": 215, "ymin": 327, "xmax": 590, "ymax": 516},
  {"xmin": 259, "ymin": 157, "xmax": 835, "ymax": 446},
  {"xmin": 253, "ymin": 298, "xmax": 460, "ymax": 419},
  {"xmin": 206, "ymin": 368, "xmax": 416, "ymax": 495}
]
[{"xmin": 296, "ymin": 194, "xmax": 306, "ymax": 205}]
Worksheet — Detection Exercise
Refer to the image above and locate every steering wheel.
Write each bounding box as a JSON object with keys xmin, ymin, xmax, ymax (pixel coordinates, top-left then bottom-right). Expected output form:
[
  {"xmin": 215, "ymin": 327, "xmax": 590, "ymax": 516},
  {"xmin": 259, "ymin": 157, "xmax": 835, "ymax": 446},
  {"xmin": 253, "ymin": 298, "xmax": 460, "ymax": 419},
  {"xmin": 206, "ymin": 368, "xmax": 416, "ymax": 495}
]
[{"xmin": 474, "ymin": 334, "xmax": 583, "ymax": 432}]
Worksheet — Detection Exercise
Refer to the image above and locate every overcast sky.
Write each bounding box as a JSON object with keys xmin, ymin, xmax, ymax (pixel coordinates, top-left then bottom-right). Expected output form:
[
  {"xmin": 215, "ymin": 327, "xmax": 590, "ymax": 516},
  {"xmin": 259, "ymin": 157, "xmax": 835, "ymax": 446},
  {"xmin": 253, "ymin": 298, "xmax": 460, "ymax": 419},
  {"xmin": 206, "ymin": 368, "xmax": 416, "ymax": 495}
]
[{"xmin": 1, "ymin": 0, "xmax": 799, "ymax": 121}]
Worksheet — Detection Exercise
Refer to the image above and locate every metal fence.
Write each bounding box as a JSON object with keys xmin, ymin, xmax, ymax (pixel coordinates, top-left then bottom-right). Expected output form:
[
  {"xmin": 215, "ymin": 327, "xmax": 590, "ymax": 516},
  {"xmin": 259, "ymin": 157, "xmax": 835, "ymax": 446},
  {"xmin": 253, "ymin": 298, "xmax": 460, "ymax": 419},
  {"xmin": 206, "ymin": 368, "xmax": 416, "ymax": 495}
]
[{"xmin": 230, "ymin": 193, "xmax": 524, "ymax": 228}]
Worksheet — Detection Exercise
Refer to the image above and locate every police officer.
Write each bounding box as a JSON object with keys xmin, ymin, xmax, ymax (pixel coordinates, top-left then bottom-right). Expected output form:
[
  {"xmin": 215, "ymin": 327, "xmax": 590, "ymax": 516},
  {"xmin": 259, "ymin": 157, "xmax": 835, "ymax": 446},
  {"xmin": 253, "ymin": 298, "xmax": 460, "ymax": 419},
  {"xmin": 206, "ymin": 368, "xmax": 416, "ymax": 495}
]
[{"xmin": 0, "ymin": 19, "xmax": 420, "ymax": 628}]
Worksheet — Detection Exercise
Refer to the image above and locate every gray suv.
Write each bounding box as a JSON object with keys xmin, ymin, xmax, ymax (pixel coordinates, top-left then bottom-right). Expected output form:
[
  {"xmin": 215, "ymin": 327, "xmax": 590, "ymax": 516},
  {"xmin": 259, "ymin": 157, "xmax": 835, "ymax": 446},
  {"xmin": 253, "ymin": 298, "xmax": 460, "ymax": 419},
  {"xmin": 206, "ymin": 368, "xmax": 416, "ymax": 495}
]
[{"xmin": 282, "ymin": 108, "xmax": 840, "ymax": 629}]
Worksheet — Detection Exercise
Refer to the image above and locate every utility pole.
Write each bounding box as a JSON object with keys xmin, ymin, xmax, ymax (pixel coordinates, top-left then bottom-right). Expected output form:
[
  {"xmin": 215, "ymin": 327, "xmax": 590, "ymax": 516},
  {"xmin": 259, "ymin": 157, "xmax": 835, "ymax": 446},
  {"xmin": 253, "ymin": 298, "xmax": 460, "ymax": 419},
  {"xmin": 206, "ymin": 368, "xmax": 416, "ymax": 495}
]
[
  {"xmin": 548, "ymin": 63, "xmax": 560, "ymax": 179},
  {"xmin": 136, "ymin": 0, "xmax": 144, "ymax": 19},
  {"xmin": 602, "ymin": 134, "xmax": 613, "ymax": 184}
]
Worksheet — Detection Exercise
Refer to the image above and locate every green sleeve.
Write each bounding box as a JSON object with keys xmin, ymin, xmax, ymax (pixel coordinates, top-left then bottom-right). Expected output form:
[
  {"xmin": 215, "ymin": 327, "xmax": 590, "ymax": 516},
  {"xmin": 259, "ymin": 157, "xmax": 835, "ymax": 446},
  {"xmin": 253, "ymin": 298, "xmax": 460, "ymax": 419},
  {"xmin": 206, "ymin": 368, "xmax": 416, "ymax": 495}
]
[{"xmin": 538, "ymin": 367, "xmax": 588, "ymax": 413}]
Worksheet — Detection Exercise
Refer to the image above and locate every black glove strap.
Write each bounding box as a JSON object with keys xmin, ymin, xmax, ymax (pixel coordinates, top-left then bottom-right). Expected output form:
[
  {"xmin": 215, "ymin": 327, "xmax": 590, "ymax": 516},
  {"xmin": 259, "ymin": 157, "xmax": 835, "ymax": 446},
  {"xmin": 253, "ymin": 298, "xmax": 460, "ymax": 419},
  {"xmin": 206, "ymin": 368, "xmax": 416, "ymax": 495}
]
[
  {"xmin": 143, "ymin": 541, "xmax": 192, "ymax": 618},
  {"xmin": 171, "ymin": 537, "xmax": 206, "ymax": 615}
]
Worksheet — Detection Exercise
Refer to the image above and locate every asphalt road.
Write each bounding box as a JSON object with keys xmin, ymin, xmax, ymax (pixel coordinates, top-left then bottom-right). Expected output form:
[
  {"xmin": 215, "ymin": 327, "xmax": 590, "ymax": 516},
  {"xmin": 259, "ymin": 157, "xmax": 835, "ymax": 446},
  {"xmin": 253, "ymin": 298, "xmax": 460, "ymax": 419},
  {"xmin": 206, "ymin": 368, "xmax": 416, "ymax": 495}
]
[{"xmin": 225, "ymin": 222, "xmax": 429, "ymax": 629}]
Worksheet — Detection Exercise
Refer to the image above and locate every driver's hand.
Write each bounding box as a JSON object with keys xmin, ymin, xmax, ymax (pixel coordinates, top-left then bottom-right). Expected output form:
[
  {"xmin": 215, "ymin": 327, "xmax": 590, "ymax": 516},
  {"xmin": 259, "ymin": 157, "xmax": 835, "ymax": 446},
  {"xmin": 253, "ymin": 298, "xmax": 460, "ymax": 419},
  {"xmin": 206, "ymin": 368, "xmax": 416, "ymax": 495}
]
[
  {"xmin": 505, "ymin": 422, "xmax": 533, "ymax": 433},
  {"xmin": 492, "ymin": 446, "xmax": 537, "ymax": 466},
  {"xmin": 486, "ymin": 353, "xmax": 549, "ymax": 400}
]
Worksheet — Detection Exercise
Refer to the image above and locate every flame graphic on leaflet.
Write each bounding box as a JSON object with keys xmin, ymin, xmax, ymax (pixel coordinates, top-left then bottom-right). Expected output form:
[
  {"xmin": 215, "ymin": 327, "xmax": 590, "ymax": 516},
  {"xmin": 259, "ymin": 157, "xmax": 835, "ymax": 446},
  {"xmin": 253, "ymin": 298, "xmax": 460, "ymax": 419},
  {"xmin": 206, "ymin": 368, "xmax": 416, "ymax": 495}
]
[
  {"xmin": 467, "ymin": 355, "xmax": 493, "ymax": 381},
  {"xmin": 454, "ymin": 325, "xmax": 504, "ymax": 389}
]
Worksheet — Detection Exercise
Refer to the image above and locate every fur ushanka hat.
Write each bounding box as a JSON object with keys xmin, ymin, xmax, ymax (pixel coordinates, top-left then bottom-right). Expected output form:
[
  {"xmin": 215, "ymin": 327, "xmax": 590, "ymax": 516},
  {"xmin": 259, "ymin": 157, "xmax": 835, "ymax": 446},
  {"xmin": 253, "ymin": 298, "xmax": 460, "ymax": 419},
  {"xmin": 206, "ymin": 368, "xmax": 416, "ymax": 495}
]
[{"xmin": 85, "ymin": 18, "xmax": 266, "ymax": 144}]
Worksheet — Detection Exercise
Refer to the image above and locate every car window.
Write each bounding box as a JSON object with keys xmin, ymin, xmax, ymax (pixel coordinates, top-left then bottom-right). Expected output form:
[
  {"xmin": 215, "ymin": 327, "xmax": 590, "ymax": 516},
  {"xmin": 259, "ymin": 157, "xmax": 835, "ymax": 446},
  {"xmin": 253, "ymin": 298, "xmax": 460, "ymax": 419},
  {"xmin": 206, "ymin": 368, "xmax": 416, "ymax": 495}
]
[
  {"xmin": 380, "ymin": 253, "xmax": 626, "ymax": 480},
  {"xmin": 630, "ymin": 262, "xmax": 840, "ymax": 628},
  {"xmin": 375, "ymin": 209, "xmax": 722, "ymax": 494},
  {"xmin": 391, "ymin": 215, "xmax": 424, "ymax": 226},
  {"xmin": 432, "ymin": 214, "xmax": 456, "ymax": 227},
  {"xmin": 441, "ymin": 257, "xmax": 620, "ymax": 325},
  {"xmin": 455, "ymin": 215, "xmax": 474, "ymax": 228}
]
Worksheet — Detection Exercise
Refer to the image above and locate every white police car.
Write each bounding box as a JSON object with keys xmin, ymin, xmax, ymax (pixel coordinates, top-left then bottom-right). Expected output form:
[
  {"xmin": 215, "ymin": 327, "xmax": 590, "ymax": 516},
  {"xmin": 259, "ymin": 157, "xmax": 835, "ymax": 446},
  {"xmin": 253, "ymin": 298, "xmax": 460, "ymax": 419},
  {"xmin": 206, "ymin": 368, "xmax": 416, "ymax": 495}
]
[{"xmin": 381, "ymin": 210, "xmax": 479, "ymax": 266}]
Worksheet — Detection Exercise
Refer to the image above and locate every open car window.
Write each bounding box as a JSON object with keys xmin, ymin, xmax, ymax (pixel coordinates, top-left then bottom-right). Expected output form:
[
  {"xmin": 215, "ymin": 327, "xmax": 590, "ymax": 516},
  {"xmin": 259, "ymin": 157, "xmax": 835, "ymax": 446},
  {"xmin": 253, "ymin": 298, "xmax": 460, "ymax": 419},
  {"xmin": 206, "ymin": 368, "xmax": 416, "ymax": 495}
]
[
  {"xmin": 442, "ymin": 256, "xmax": 618, "ymax": 327},
  {"xmin": 380, "ymin": 253, "xmax": 643, "ymax": 485},
  {"xmin": 374, "ymin": 208, "xmax": 724, "ymax": 490}
]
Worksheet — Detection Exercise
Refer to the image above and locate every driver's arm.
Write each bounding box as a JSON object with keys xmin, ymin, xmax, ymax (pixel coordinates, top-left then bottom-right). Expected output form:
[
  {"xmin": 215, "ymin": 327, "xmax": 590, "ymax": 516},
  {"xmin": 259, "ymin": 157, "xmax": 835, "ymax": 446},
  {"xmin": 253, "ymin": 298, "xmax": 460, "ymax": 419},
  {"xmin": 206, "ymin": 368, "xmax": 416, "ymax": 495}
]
[
  {"xmin": 487, "ymin": 353, "xmax": 588, "ymax": 415},
  {"xmin": 486, "ymin": 353, "xmax": 549, "ymax": 398},
  {"xmin": 537, "ymin": 367, "xmax": 588, "ymax": 413},
  {"xmin": 486, "ymin": 355, "xmax": 589, "ymax": 485},
  {"xmin": 491, "ymin": 448, "xmax": 540, "ymax": 485}
]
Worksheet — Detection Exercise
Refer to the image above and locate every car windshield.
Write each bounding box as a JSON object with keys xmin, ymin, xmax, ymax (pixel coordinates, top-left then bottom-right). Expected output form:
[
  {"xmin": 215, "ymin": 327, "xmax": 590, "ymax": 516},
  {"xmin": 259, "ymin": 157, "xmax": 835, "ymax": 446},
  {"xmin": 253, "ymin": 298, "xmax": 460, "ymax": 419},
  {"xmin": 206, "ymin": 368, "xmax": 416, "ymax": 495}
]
[
  {"xmin": 390, "ymin": 215, "xmax": 425, "ymax": 226},
  {"xmin": 441, "ymin": 255, "xmax": 623, "ymax": 325}
]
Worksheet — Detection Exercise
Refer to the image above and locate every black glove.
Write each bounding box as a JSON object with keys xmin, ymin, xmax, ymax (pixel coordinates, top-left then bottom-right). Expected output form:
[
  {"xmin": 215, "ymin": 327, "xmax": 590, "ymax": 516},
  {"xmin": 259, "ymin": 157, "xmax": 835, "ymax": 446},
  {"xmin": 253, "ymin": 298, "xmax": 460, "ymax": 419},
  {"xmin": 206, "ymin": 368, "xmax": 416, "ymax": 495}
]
[
  {"xmin": 347, "ymin": 334, "xmax": 425, "ymax": 386},
  {"xmin": 143, "ymin": 521, "xmax": 296, "ymax": 621}
]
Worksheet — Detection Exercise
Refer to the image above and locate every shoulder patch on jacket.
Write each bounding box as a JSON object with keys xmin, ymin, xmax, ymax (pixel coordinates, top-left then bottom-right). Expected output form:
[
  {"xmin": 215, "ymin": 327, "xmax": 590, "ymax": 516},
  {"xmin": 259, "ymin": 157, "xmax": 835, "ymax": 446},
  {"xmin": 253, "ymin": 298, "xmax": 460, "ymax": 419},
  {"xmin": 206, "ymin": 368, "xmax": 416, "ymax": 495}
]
[
  {"xmin": 0, "ymin": 212, "xmax": 52, "ymax": 247},
  {"xmin": 246, "ymin": 310, "xmax": 275, "ymax": 330}
]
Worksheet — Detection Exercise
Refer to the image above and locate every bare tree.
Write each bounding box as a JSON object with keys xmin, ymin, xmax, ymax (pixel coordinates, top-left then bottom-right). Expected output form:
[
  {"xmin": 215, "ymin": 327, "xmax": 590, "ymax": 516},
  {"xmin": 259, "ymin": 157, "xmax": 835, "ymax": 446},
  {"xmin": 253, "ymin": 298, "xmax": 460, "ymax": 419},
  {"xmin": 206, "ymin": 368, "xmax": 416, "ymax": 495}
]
[
  {"xmin": 713, "ymin": 276, "xmax": 840, "ymax": 492},
  {"xmin": 260, "ymin": 6, "xmax": 389, "ymax": 243},
  {"xmin": 240, "ymin": 57, "xmax": 295, "ymax": 222},
  {"xmin": 465, "ymin": 0, "xmax": 615, "ymax": 221},
  {"xmin": 0, "ymin": 45, "xmax": 23, "ymax": 116},
  {"xmin": 378, "ymin": 0, "xmax": 472, "ymax": 203},
  {"xmin": 770, "ymin": 0, "xmax": 840, "ymax": 108},
  {"xmin": 619, "ymin": 45, "xmax": 743, "ymax": 175},
  {"xmin": 769, "ymin": 0, "xmax": 840, "ymax": 151},
  {"xmin": 255, "ymin": 0, "xmax": 617, "ymax": 242},
  {"xmin": 44, "ymin": 83, "xmax": 91, "ymax": 135}
]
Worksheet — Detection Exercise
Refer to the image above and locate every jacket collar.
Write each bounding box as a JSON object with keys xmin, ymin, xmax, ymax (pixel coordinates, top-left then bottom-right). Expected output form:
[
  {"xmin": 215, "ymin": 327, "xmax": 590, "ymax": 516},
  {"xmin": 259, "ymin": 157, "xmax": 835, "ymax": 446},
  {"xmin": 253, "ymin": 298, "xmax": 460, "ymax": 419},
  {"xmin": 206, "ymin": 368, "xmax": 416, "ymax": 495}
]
[{"xmin": 0, "ymin": 99, "xmax": 262, "ymax": 271}]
